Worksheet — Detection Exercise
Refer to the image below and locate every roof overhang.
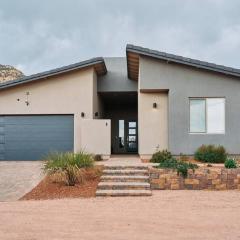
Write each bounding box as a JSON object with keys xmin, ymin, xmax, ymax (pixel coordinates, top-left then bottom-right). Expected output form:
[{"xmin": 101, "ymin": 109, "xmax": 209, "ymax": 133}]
[
  {"xmin": 126, "ymin": 44, "xmax": 240, "ymax": 81},
  {"xmin": 0, "ymin": 57, "xmax": 107, "ymax": 90}
]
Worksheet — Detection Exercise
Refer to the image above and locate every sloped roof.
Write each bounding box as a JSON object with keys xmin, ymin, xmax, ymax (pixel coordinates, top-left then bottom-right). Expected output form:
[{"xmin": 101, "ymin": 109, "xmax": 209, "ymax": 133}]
[
  {"xmin": 127, "ymin": 44, "xmax": 240, "ymax": 81},
  {"xmin": 0, "ymin": 57, "xmax": 107, "ymax": 90}
]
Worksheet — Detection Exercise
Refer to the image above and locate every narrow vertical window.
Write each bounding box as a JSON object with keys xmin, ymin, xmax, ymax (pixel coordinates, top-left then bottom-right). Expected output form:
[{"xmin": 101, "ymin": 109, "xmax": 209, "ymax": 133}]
[
  {"xmin": 207, "ymin": 98, "xmax": 225, "ymax": 133},
  {"xmin": 118, "ymin": 120, "xmax": 124, "ymax": 148},
  {"xmin": 190, "ymin": 99, "xmax": 206, "ymax": 133}
]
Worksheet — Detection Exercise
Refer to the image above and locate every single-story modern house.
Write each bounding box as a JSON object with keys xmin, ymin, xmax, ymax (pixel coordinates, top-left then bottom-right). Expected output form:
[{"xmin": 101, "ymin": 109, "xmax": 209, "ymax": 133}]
[{"xmin": 0, "ymin": 44, "xmax": 240, "ymax": 160}]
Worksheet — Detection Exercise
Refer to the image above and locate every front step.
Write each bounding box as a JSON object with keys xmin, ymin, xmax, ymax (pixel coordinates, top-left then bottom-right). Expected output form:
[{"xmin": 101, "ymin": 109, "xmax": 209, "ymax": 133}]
[
  {"xmin": 104, "ymin": 166, "xmax": 148, "ymax": 170},
  {"xmin": 96, "ymin": 165, "xmax": 152, "ymax": 197},
  {"xmin": 103, "ymin": 169, "xmax": 149, "ymax": 176},
  {"xmin": 98, "ymin": 182, "xmax": 150, "ymax": 190},
  {"xmin": 96, "ymin": 189, "xmax": 152, "ymax": 197},
  {"xmin": 101, "ymin": 175, "xmax": 149, "ymax": 182}
]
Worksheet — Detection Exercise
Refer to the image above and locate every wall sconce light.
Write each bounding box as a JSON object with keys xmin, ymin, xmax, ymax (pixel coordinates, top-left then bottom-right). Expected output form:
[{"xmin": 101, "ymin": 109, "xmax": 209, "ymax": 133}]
[
  {"xmin": 81, "ymin": 112, "xmax": 85, "ymax": 118},
  {"xmin": 153, "ymin": 102, "xmax": 157, "ymax": 108},
  {"xmin": 95, "ymin": 112, "xmax": 99, "ymax": 117}
]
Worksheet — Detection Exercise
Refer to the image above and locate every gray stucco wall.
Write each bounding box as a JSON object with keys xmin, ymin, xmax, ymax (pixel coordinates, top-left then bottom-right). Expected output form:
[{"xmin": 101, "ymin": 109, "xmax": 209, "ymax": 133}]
[
  {"xmin": 140, "ymin": 55, "xmax": 240, "ymax": 155},
  {"xmin": 98, "ymin": 57, "xmax": 137, "ymax": 92}
]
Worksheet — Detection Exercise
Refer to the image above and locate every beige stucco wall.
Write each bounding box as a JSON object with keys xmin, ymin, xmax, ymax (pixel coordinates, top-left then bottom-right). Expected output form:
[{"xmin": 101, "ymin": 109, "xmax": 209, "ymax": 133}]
[
  {"xmin": 0, "ymin": 67, "xmax": 97, "ymax": 152},
  {"xmin": 92, "ymin": 70, "xmax": 104, "ymax": 118},
  {"xmin": 138, "ymin": 91, "xmax": 168, "ymax": 159},
  {"xmin": 81, "ymin": 119, "xmax": 111, "ymax": 157}
]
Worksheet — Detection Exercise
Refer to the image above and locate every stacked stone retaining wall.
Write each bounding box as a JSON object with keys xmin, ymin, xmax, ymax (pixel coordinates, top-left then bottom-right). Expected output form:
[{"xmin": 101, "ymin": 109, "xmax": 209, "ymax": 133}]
[{"xmin": 150, "ymin": 167, "xmax": 240, "ymax": 190}]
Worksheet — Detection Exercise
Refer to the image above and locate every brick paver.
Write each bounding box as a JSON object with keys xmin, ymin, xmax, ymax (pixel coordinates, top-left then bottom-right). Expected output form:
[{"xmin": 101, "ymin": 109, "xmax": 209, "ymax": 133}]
[{"xmin": 0, "ymin": 161, "xmax": 43, "ymax": 201}]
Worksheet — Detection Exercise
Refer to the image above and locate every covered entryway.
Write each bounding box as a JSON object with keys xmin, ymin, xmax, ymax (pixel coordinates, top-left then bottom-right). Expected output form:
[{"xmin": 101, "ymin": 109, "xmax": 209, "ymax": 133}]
[
  {"xmin": 0, "ymin": 115, "xmax": 74, "ymax": 160},
  {"xmin": 99, "ymin": 92, "xmax": 138, "ymax": 154}
]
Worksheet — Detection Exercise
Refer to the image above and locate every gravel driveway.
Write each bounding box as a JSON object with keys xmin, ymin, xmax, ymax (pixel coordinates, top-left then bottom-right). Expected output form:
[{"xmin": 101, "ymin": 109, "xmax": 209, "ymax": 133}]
[
  {"xmin": 0, "ymin": 191, "xmax": 240, "ymax": 240},
  {"xmin": 0, "ymin": 161, "xmax": 43, "ymax": 201}
]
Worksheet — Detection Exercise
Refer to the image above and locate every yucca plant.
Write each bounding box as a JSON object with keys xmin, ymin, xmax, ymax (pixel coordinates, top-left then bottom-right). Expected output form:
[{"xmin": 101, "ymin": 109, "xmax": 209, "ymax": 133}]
[{"xmin": 44, "ymin": 151, "xmax": 94, "ymax": 186}]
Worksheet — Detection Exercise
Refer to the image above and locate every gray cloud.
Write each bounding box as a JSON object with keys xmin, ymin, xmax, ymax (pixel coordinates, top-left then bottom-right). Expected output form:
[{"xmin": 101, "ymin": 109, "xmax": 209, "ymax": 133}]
[{"xmin": 0, "ymin": 0, "xmax": 240, "ymax": 75}]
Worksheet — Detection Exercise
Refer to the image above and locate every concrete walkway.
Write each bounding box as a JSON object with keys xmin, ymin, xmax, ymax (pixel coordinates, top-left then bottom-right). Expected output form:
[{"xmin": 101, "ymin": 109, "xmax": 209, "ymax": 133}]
[
  {"xmin": 96, "ymin": 155, "xmax": 157, "ymax": 167},
  {"xmin": 0, "ymin": 161, "xmax": 44, "ymax": 201}
]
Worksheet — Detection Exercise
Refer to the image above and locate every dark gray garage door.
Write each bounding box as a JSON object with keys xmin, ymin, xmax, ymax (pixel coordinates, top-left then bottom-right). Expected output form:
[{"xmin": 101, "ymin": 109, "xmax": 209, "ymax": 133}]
[{"xmin": 0, "ymin": 115, "xmax": 74, "ymax": 160}]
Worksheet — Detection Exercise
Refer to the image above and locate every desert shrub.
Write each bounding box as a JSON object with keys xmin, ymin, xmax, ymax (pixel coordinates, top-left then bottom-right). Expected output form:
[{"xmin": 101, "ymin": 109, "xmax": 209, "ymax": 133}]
[
  {"xmin": 158, "ymin": 158, "xmax": 178, "ymax": 168},
  {"xmin": 44, "ymin": 151, "xmax": 94, "ymax": 186},
  {"xmin": 151, "ymin": 149, "xmax": 172, "ymax": 163},
  {"xmin": 94, "ymin": 154, "xmax": 102, "ymax": 161},
  {"xmin": 224, "ymin": 158, "xmax": 237, "ymax": 169},
  {"xmin": 157, "ymin": 158, "xmax": 198, "ymax": 178},
  {"xmin": 194, "ymin": 145, "xmax": 227, "ymax": 163},
  {"xmin": 176, "ymin": 164, "xmax": 188, "ymax": 178}
]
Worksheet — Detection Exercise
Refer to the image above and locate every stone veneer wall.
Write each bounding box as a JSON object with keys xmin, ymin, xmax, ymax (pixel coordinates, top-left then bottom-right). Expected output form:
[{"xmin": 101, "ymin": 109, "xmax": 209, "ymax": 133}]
[{"xmin": 150, "ymin": 167, "xmax": 240, "ymax": 190}]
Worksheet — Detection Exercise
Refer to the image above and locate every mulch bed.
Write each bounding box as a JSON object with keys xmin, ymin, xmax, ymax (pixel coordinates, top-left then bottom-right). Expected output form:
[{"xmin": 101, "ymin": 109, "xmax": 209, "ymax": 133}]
[{"xmin": 20, "ymin": 167, "xmax": 103, "ymax": 200}]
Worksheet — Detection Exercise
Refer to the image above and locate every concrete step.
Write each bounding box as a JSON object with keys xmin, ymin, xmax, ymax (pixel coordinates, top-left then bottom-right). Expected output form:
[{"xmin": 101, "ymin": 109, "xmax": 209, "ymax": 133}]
[
  {"xmin": 103, "ymin": 169, "xmax": 149, "ymax": 176},
  {"xmin": 104, "ymin": 165, "xmax": 148, "ymax": 170},
  {"xmin": 100, "ymin": 175, "xmax": 149, "ymax": 182},
  {"xmin": 98, "ymin": 182, "xmax": 150, "ymax": 190},
  {"xmin": 96, "ymin": 189, "xmax": 152, "ymax": 197}
]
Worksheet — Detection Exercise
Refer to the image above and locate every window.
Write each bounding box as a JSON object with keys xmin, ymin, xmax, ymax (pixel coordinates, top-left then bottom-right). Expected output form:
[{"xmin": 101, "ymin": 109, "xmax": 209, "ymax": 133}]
[
  {"xmin": 190, "ymin": 98, "xmax": 225, "ymax": 134},
  {"xmin": 118, "ymin": 120, "xmax": 124, "ymax": 148}
]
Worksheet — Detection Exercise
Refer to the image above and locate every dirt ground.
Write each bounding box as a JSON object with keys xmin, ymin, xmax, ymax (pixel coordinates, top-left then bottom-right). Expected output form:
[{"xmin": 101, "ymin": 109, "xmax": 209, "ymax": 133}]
[
  {"xmin": 21, "ymin": 167, "xmax": 102, "ymax": 200},
  {"xmin": 0, "ymin": 191, "xmax": 240, "ymax": 240}
]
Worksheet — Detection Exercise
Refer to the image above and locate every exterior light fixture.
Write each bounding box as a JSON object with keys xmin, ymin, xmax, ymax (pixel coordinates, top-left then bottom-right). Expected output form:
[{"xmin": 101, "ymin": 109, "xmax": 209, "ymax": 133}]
[
  {"xmin": 153, "ymin": 102, "xmax": 157, "ymax": 108},
  {"xmin": 81, "ymin": 112, "xmax": 85, "ymax": 118}
]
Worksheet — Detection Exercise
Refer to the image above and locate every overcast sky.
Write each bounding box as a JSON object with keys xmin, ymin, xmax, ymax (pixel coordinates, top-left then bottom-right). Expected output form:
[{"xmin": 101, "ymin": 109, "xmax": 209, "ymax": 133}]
[{"xmin": 0, "ymin": 0, "xmax": 240, "ymax": 75}]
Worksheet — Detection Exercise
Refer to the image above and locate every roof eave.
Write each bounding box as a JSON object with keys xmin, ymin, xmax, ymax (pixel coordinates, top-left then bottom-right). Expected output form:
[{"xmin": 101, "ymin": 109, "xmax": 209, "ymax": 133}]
[
  {"xmin": 126, "ymin": 44, "xmax": 240, "ymax": 80},
  {"xmin": 0, "ymin": 57, "xmax": 107, "ymax": 90}
]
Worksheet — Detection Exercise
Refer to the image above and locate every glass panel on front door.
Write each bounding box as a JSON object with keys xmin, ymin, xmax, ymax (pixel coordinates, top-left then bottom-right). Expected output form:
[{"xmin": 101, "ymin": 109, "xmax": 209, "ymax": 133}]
[{"xmin": 126, "ymin": 121, "xmax": 138, "ymax": 152}]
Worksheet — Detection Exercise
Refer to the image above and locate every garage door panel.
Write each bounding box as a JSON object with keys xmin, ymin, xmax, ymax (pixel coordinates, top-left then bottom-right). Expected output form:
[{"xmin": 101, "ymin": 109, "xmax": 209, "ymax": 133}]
[
  {"xmin": 0, "ymin": 136, "xmax": 4, "ymax": 144},
  {"xmin": 0, "ymin": 115, "xmax": 74, "ymax": 161},
  {"xmin": 5, "ymin": 151, "xmax": 51, "ymax": 161},
  {"xmin": 5, "ymin": 129, "xmax": 72, "ymax": 136},
  {"xmin": 2, "ymin": 115, "xmax": 72, "ymax": 125},
  {"xmin": 5, "ymin": 148, "xmax": 72, "ymax": 160},
  {"xmin": 5, "ymin": 133, "xmax": 73, "ymax": 141},
  {"xmin": 5, "ymin": 142, "xmax": 73, "ymax": 150}
]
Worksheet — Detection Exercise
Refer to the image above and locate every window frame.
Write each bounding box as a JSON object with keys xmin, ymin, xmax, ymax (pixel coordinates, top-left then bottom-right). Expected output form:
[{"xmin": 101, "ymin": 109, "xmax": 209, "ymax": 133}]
[{"xmin": 189, "ymin": 97, "xmax": 225, "ymax": 135}]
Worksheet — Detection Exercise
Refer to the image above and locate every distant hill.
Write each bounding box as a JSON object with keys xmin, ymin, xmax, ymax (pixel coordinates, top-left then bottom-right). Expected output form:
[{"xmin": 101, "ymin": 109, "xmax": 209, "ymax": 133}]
[{"xmin": 0, "ymin": 64, "xmax": 24, "ymax": 83}]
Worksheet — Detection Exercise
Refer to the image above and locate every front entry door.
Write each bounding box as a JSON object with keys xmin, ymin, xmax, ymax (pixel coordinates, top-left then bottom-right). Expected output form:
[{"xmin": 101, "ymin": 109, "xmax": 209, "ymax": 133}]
[{"xmin": 112, "ymin": 119, "xmax": 138, "ymax": 154}]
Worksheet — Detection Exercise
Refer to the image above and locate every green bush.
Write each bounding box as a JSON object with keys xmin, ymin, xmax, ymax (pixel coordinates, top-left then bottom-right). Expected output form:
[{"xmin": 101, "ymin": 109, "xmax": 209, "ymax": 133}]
[
  {"xmin": 150, "ymin": 149, "xmax": 172, "ymax": 163},
  {"xmin": 194, "ymin": 145, "xmax": 227, "ymax": 163},
  {"xmin": 157, "ymin": 158, "xmax": 198, "ymax": 178},
  {"xmin": 44, "ymin": 151, "xmax": 94, "ymax": 186},
  {"xmin": 224, "ymin": 158, "xmax": 237, "ymax": 169}
]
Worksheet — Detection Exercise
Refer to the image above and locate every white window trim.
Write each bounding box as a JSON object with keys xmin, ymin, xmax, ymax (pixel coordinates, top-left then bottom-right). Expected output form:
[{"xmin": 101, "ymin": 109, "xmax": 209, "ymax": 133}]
[{"xmin": 189, "ymin": 97, "xmax": 225, "ymax": 135}]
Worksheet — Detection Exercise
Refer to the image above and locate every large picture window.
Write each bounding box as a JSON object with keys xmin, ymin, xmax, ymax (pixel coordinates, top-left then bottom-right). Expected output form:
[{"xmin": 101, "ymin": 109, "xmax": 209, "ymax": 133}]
[{"xmin": 190, "ymin": 98, "xmax": 225, "ymax": 134}]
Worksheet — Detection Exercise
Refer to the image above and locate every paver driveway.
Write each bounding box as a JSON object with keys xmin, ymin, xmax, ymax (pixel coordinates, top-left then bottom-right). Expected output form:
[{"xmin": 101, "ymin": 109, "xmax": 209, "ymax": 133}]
[{"xmin": 0, "ymin": 161, "xmax": 43, "ymax": 201}]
